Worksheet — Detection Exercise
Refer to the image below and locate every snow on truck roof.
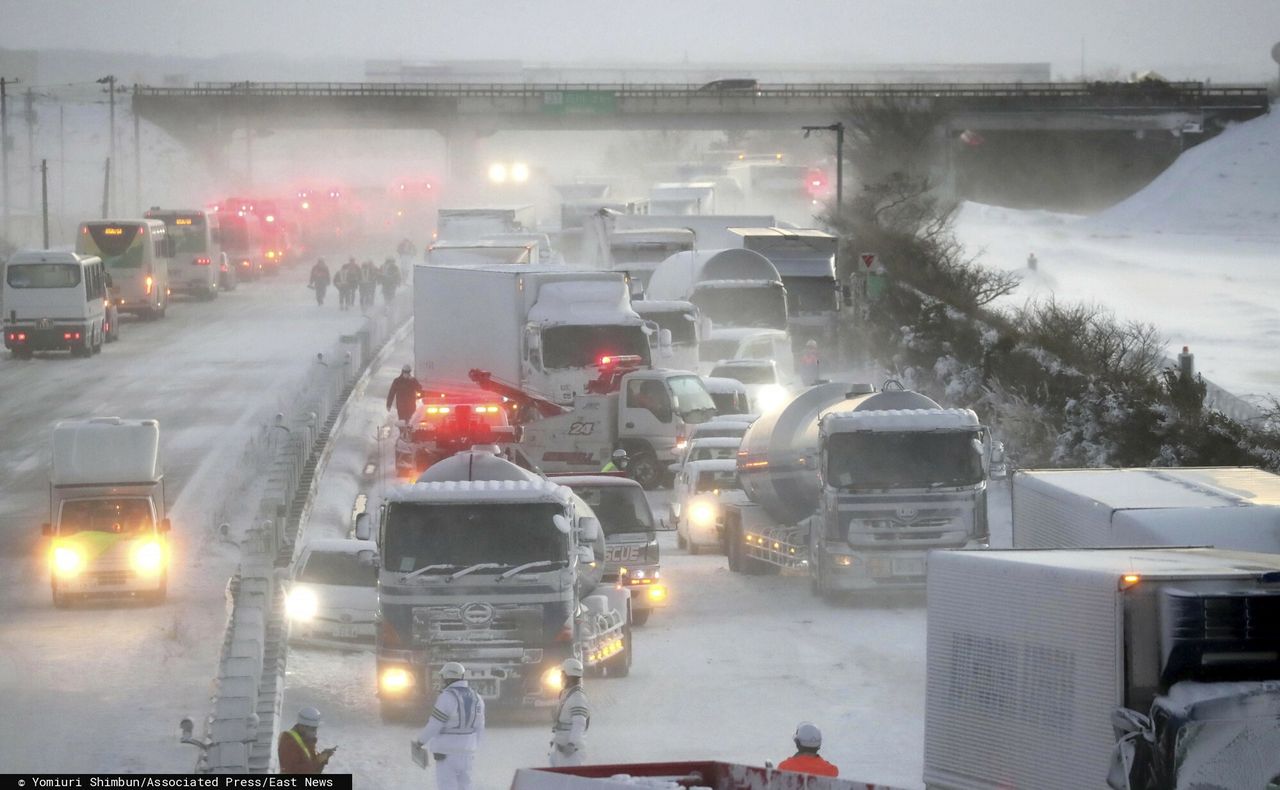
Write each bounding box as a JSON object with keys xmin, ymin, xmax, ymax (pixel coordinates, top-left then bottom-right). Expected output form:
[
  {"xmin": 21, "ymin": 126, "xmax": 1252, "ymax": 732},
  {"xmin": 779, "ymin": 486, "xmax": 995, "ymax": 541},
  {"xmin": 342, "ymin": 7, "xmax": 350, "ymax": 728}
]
[
  {"xmin": 1016, "ymin": 467, "xmax": 1280, "ymax": 510},
  {"xmin": 821, "ymin": 408, "xmax": 980, "ymax": 433},
  {"xmin": 553, "ymin": 475, "xmax": 645, "ymax": 490},
  {"xmin": 52, "ymin": 418, "xmax": 162, "ymax": 485},
  {"xmin": 386, "ymin": 478, "xmax": 573, "ymax": 505},
  {"xmin": 936, "ymin": 546, "xmax": 1280, "ymax": 579},
  {"xmin": 526, "ymin": 279, "xmax": 639, "ymax": 326}
]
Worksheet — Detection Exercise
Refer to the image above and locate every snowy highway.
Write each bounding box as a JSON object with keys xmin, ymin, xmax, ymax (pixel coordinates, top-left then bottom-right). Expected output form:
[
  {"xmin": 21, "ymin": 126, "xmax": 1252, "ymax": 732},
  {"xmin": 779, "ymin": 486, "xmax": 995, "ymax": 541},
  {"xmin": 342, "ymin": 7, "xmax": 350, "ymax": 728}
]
[
  {"xmin": 280, "ymin": 339, "xmax": 1015, "ymax": 790},
  {"xmin": 0, "ymin": 265, "xmax": 382, "ymax": 772}
]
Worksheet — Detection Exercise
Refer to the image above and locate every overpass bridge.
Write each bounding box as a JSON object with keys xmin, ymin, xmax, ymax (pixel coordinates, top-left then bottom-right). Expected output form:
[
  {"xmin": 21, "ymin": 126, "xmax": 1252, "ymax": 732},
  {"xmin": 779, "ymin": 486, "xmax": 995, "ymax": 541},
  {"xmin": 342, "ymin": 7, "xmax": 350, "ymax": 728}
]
[{"xmin": 132, "ymin": 80, "xmax": 1269, "ymax": 175}]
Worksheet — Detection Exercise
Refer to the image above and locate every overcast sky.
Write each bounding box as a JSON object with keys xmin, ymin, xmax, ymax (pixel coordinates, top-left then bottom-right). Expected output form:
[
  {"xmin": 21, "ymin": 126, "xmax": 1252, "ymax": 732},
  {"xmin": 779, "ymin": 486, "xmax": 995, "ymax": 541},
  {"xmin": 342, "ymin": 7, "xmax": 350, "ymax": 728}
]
[{"xmin": 3, "ymin": 0, "xmax": 1278, "ymax": 80}]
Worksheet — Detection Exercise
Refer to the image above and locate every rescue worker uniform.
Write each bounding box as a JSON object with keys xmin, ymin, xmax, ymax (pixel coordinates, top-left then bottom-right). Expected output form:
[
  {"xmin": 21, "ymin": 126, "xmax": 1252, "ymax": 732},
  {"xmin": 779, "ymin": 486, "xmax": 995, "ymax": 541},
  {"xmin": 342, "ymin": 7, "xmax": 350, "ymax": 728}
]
[
  {"xmin": 387, "ymin": 372, "xmax": 422, "ymax": 422},
  {"xmin": 549, "ymin": 683, "xmax": 591, "ymax": 767},
  {"xmin": 415, "ymin": 680, "xmax": 485, "ymax": 790},
  {"xmin": 778, "ymin": 751, "xmax": 839, "ymax": 777},
  {"xmin": 277, "ymin": 725, "xmax": 329, "ymax": 774},
  {"xmin": 798, "ymin": 346, "xmax": 821, "ymax": 386},
  {"xmin": 601, "ymin": 461, "xmax": 620, "ymax": 472}
]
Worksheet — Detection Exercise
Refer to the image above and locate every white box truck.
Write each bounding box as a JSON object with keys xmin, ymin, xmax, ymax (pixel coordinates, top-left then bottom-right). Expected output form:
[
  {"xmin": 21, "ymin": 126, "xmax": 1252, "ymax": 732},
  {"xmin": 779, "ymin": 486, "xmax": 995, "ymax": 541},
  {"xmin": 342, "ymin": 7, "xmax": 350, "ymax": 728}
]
[
  {"xmin": 1012, "ymin": 467, "xmax": 1280, "ymax": 553},
  {"xmin": 414, "ymin": 264, "xmax": 655, "ymax": 405},
  {"xmin": 925, "ymin": 547, "xmax": 1280, "ymax": 790},
  {"xmin": 43, "ymin": 418, "xmax": 170, "ymax": 606},
  {"xmin": 436, "ymin": 206, "xmax": 535, "ymax": 242}
]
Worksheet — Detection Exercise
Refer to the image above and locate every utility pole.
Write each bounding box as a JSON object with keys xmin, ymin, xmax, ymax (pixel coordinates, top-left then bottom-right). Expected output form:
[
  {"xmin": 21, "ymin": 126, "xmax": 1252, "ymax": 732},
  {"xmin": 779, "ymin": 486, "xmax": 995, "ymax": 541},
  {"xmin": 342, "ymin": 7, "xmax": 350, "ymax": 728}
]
[
  {"xmin": 97, "ymin": 75, "xmax": 117, "ymax": 217},
  {"xmin": 24, "ymin": 88, "xmax": 35, "ymax": 213},
  {"xmin": 101, "ymin": 158, "xmax": 111, "ymax": 219},
  {"xmin": 59, "ymin": 104, "xmax": 65, "ymax": 221},
  {"xmin": 40, "ymin": 159, "xmax": 48, "ymax": 248},
  {"xmin": 802, "ymin": 122, "xmax": 845, "ymax": 211},
  {"xmin": 1, "ymin": 76, "xmax": 18, "ymax": 241},
  {"xmin": 133, "ymin": 102, "xmax": 141, "ymax": 213}
]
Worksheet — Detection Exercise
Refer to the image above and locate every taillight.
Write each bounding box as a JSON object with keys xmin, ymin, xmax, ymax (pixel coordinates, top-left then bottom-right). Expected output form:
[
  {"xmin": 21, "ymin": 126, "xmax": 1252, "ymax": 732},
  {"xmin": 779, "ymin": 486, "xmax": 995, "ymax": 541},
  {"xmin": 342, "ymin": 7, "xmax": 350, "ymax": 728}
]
[
  {"xmin": 62, "ymin": 331, "xmax": 81, "ymax": 340},
  {"xmin": 195, "ymin": 257, "xmax": 211, "ymax": 266},
  {"xmin": 7, "ymin": 332, "xmax": 27, "ymax": 342}
]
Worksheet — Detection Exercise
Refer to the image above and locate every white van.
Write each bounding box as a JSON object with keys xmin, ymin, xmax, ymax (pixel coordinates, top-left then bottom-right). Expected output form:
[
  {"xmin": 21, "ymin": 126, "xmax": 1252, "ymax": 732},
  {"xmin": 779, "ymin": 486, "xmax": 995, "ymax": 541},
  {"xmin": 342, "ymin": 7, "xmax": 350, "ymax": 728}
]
[
  {"xmin": 3, "ymin": 251, "xmax": 116, "ymax": 358},
  {"xmin": 75, "ymin": 219, "xmax": 173, "ymax": 319}
]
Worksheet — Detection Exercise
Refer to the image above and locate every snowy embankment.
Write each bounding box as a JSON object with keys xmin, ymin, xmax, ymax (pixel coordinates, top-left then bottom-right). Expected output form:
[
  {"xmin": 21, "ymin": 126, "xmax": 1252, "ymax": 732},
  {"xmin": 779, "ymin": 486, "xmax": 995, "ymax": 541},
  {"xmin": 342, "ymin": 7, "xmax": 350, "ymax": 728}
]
[{"xmin": 953, "ymin": 104, "xmax": 1280, "ymax": 402}]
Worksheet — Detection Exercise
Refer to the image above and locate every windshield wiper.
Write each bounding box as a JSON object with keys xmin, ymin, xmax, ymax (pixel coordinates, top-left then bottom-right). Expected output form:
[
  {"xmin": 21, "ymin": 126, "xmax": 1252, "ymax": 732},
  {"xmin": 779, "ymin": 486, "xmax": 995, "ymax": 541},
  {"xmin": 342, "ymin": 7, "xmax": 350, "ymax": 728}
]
[
  {"xmin": 399, "ymin": 563, "xmax": 457, "ymax": 582},
  {"xmin": 447, "ymin": 562, "xmax": 506, "ymax": 582},
  {"xmin": 496, "ymin": 560, "xmax": 565, "ymax": 581}
]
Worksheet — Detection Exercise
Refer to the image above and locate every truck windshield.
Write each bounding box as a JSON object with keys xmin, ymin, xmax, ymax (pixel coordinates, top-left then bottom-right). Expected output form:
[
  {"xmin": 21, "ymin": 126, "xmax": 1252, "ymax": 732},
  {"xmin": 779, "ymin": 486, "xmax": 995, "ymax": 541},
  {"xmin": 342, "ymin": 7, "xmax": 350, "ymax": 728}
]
[
  {"xmin": 709, "ymin": 364, "xmax": 775, "ymax": 385},
  {"xmin": 692, "ymin": 284, "xmax": 787, "ymax": 330},
  {"xmin": 383, "ymin": 502, "xmax": 566, "ymax": 574},
  {"xmin": 668, "ymin": 375, "xmax": 717, "ymax": 421},
  {"xmin": 826, "ymin": 431, "xmax": 985, "ymax": 489},
  {"xmin": 541, "ymin": 325, "xmax": 651, "ymax": 369},
  {"xmin": 638, "ymin": 310, "xmax": 697, "ymax": 344},
  {"xmin": 299, "ymin": 551, "xmax": 377, "ymax": 587},
  {"xmin": 570, "ymin": 487, "xmax": 655, "ymax": 535},
  {"xmin": 6, "ymin": 264, "xmax": 81, "ymax": 289},
  {"xmin": 59, "ymin": 499, "xmax": 154, "ymax": 535},
  {"xmin": 783, "ymin": 277, "xmax": 838, "ymax": 315}
]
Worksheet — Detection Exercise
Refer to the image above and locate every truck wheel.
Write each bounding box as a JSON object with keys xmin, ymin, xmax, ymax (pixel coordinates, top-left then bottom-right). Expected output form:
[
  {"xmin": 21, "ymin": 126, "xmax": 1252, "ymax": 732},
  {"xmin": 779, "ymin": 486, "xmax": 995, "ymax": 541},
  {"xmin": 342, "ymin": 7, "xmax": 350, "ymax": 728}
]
[
  {"xmin": 51, "ymin": 581, "xmax": 70, "ymax": 609},
  {"xmin": 688, "ymin": 541, "xmax": 701, "ymax": 556},
  {"xmin": 632, "ymin": 608, "xmax": 651, "ymax": 627},
  {"xmin": 726, "ymin": 524, "xmax": 743, "ymax": 573},
  {"xmin": 147, "ymin": 575, "xmax": 168, "ymax": 605},
  {"xmin": 628, "ymin": 451, "xmax": 662, "ymax": 490},
  {"xmin": 813, "ymin": 560, "xmax": 840, "ymax": 602},
  {"xmin": 676, "ymin": 529, "xmax": 687, "ymax": 551},
  {"xmin": 14, "ymin": 348, "xmax": 33, "ymax": 360}
]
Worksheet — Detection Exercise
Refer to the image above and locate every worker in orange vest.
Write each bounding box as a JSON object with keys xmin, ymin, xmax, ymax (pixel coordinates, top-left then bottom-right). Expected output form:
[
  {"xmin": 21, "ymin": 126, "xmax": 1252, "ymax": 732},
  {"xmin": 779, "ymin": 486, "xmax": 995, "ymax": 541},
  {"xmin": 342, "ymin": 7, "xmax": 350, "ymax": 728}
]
[
  {"xmin": 277, "ymin": 707, "xmax": 336, "ymax": 774},
  {"xmin": 777, "ymin": 722, "xmax": 838, "ymax": 777}
]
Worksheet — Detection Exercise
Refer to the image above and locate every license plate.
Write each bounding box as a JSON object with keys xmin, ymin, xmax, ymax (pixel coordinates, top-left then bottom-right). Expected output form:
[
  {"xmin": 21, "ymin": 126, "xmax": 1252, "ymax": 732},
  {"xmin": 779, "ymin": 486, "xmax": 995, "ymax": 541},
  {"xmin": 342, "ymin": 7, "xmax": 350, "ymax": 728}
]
[
  {"xmin": 891, "ymin": 558, "xmax": 925, "ymax": 576},
  {"xmin": 334, "ymin": 625, "xmax": 357, "ymax": 639},
  {"xmin": 470, "ymin": 679, "xmax": 499, "ymax": 697}
]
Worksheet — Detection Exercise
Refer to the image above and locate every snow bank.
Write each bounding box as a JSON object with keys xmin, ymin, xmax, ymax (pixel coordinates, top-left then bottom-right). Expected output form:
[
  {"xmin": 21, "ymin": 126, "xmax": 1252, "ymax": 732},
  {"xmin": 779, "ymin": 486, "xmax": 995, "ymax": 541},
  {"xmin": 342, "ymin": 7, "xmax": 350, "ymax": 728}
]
[{"xmin": 1090, "ymin": 105, "xmax": 1280, "ymax": 236}]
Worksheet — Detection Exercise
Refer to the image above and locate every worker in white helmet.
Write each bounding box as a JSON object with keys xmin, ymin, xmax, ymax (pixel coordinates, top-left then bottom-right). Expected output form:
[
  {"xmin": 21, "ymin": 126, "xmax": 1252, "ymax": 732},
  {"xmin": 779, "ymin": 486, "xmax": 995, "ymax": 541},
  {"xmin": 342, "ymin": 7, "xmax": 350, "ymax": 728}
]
[
  {"xmin": 411, "ymin": 662, "xmax": 485, "ymax": 790},
  {"xmin": 278, "ymin": 706, "xmax": 335, "ymax": 774},
  {"xmin": 778, "ymin": 721, "xmax": 838, "ymax": 777},
  {"xmin": 549, "ymin": 658, "xmax": 591, "ymax": 767}
]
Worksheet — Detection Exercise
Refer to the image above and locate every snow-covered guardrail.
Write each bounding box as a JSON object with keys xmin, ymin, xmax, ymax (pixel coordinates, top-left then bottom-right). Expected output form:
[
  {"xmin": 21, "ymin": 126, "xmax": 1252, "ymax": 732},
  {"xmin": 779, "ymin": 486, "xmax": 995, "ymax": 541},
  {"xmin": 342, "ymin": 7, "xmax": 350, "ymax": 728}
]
[{"xmin": 191, "ymin": 282, "xmax": 412, "ymax": 773}]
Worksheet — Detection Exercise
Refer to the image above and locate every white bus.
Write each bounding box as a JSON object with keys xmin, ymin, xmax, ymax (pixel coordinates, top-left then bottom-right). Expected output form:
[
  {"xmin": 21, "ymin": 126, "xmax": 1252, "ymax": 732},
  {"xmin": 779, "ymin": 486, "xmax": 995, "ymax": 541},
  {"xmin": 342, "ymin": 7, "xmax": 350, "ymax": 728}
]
[
  {"xmin": 145, "ymin": 208, "xmax": 229, "ymax": 299},
  {"xmin": 76, "ymin": 219, "xmax": 173, "ymax": 319}
]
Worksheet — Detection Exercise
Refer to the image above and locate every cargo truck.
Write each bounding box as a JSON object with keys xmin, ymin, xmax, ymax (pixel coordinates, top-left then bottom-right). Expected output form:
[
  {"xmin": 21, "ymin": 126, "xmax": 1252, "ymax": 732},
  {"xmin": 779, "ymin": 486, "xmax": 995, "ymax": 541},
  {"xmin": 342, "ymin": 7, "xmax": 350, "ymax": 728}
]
[
  {"xmin": 43, "ymin": 418, "xmax": 170, "ymax": 606},
  {"xmin": 374, "ymin": 449, "xmax": 633, "ymax": 720},
  {"xmin": 729, "ymin": 227, "xmax": 840, "ymax": 351},
  {"xmin": 414, "ymin": 264, "xmax": 654, "ymax": 405},
  {"xmin": 925, "ymin": 547, "xmax": 1280, "ymax": 790},
  {"xmin": 1013, "ymin": 466, "xmax": 1280, "ymax": 553},
  {"xmin": 436, "ymin": 206, "xmax": 535, "ymax": 242},
  {"xmin": 722, "ymin": 383, "xmax": 990, "ymax": 599}
]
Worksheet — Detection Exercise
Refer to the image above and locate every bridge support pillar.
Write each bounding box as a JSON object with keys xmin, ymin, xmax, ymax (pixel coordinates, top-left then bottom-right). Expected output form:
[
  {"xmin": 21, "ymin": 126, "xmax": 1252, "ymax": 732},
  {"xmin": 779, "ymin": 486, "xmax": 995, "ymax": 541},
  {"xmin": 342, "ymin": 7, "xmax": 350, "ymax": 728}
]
[{"xmin": 442, "ymin": 126, "xmax": 481, "ymax": 187}]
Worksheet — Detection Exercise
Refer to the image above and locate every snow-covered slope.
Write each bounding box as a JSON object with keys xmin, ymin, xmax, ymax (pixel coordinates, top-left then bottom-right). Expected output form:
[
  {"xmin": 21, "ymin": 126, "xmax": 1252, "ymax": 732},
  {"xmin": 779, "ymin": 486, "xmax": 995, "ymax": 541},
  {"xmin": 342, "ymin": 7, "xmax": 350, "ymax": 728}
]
[{"xmin": 1090, "ymin": 106, "xmax": 1280, "ymax": 237}]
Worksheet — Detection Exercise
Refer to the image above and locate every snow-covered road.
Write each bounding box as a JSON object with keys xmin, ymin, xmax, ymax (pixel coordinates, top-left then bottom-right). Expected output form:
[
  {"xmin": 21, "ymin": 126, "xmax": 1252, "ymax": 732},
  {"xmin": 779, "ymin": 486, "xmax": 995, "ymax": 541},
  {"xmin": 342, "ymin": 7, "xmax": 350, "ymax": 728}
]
[
  {"xmin": 0, "ymin": 265, "xmax": 382, "ymax": 772},
  {"xmin": 281, "ymin": 342, "xmax": 1015, "ymax": 790}
]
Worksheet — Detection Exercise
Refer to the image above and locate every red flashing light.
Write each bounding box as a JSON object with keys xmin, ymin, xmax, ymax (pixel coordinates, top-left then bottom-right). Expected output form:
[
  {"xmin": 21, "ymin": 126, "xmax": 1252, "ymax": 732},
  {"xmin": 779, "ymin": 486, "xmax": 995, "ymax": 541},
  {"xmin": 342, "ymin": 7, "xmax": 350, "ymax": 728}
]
[{"xmin": 195, "ymin": 257, "xmax": 211, "ymax": 266}]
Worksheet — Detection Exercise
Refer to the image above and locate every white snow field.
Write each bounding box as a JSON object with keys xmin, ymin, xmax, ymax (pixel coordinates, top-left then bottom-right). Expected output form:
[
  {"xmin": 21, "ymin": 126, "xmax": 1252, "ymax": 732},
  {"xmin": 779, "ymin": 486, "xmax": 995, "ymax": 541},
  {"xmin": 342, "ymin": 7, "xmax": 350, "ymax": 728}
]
[
  {"xmin": 953, "ymin": 106, "xmax": 1280, "ymax": 402},
  {"xmin": 0, "ymin": 266, "xmax": 379, "ymax": 772},
  {"xmin": 279, "ymin": 340, "xmax": 1015, "ymax": 790}
]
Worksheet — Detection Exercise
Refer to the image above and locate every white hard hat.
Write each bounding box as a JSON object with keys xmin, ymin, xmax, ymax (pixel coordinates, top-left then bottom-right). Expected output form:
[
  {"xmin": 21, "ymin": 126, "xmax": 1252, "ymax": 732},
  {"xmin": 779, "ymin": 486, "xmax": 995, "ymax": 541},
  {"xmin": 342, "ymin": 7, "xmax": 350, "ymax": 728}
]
[
  {"xmin": 441, "ymin": 662, "xmax": 466, "ymax": 681},
  {"xmin": 805, "ymin": 339, "xmax": 818, "ymax": 348},
  {"xmin": 297, "ymin": 707, "xmax": 322, "ymax": 728},
  {"xmin": 611, "ymin": 448, "xmax": 628, "ymax": 460},
  {"xmin": 794, "ymin": 721, "xmax": 822, "ymax": 749},
  {"xmin": 561, "ymin": 658, "xmax": 584, "ymax": 678}
]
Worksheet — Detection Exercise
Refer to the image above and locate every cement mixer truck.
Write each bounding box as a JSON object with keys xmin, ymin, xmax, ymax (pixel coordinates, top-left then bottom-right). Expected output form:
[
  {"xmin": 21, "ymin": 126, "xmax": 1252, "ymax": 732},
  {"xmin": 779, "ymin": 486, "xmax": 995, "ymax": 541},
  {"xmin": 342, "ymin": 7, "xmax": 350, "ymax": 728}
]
[{"xmin": 721, "ymin": 382, "xmax": 991, "ymax": 599}]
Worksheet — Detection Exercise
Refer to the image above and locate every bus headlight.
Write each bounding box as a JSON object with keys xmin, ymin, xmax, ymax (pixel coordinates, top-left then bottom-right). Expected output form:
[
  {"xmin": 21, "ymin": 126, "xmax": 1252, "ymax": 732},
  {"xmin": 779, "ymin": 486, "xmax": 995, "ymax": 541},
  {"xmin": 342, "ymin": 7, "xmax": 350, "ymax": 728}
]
[
  {"xmin": 380, "ymin": 666, "xmax": 414, "ymax": 695},
  {"xmin": 52, "ymin": 545, "xmax": 84, "ymax": 577},
  {"xmin": 131, "ymin": 541, "xmax": 165, "ymax": 575},
  {"xmin": 688, "ymin": 500, "xmax": 718, "ymax": 528},
  {"xmin": 541, "ymin": 667, "xmax": 564, "ymax": 692},
  {"xmin": 285, "ymin": 586, "xmax": 319, "ymax": 621}
]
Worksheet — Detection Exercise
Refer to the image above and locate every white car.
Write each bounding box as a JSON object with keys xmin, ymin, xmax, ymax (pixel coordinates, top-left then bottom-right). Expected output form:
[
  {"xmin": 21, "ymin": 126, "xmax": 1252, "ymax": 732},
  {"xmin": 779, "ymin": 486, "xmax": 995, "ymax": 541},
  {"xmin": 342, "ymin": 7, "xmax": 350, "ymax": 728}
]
[
  {"xmin": 285, "ymin": 538, "xmax": 379, "ymax": 647},
  {"xmin": 701, "ymin": 376, "xmax": 751, "ymax": 417},
  {"xmin": 708, "ymin": 359, "xmax": 790, "ymax": 414},
  {"xmin": 673, "ymin": 458, "xmax": 745, "ymax": 554}
]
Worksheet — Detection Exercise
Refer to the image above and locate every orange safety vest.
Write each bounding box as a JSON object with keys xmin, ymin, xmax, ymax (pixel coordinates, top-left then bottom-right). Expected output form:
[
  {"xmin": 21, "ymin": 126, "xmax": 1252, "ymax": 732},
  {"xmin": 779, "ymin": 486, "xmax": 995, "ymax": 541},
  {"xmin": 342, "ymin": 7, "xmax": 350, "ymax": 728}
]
[{"xmin": 778, "ymin": 753, "xmax": 839, "ymax": 777}]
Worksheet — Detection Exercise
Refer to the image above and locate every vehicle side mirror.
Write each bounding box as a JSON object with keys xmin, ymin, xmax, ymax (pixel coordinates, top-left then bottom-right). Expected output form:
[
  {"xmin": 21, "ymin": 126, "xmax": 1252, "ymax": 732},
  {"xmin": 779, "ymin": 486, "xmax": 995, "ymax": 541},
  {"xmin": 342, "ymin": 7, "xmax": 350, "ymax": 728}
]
[
  {"xmin": 527, "ymin": 332, "xmax": 542, "ymax": 352},
  {"xmin": 354, "ymin": 513, "xmax": 371, "ymax": 541},
  {"xmin": 658, "ymin": 328, "xmax": 673, "ymax": 354},
  {"xmin": 41, "ymin": 522, "xmax": 52, "ymax": 536},
  {"xmin": 575, "ymin": 545, "xmax": 595, "ymax": 566},
  {"xmin": 701, "ymin": 317, "xmax": 713, "ymax": 338},
  {"xmin": 160, "ymin": 518, "xmax": 172, "ymax": 533},
  {"xmin": 577, "ymin": 517, "xmax": 601, "ymax": 543}
]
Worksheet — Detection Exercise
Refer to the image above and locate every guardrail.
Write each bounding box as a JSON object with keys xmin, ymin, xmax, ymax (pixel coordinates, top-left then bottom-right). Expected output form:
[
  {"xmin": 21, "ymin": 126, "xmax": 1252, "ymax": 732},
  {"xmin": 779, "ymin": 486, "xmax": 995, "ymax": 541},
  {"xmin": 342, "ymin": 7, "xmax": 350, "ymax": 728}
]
[{"xmin": 190, "ymin": 278, "xmax": 412, "ymax": 773}]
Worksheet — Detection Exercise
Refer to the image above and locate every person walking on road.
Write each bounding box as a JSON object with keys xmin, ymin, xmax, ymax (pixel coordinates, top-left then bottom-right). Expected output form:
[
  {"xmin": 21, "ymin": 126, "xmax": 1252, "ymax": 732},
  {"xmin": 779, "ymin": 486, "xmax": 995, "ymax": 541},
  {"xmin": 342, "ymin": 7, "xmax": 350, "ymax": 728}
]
[
  {"xmin": 308, "ymin": 258, "xmax": 331, "ymax": 306},
  {"xmin": 777, "ymin": 722, "xmax": 838, "ymax": 777},
  {"xmin": 381, "ymin": 257, "xmax": 402, "ymax": 304},
  {"xmin": 277, "ymin": 707, "xmax": 336, "ymax": 774},
  {"xmin": 337, "ymin": 258, "xmax": 361, "ymax": 311},
  {"xmin": 798, "ymin": 339, "xmax": 821, "ymax": 386},
  {"xmin": 359, "ymin": 259, "xmax": 378, "ymax": 310},
  {"xmin": 549, "ymin": 658, "xmax": 591, "ymax": 767},
  {"xmin": 411, "ymin": 662, "xmax": 485, "ymax": 790},
  {"xmin": 387, "ymin": 365, "xmax": 422, "ymax": 423}
]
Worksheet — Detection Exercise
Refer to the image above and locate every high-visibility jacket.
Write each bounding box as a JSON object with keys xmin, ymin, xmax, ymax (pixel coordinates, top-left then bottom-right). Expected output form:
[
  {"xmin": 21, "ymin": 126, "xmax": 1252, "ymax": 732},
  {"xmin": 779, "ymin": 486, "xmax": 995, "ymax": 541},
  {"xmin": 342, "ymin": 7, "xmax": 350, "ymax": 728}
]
[
  {"xmin": 778, "ymin": 752, "xmax": 839, "ymax": 777},
  {"xmin": 551, "ymin": 684, "xmax": 591, "ymax": 751},
  {"xmin": 417, "ymin": 680, "xmax": 486, "ymax": 755},
  {"xmin": 277, "ymin": 727, "xmax": 326, "ymax": 774},
  {"xmin": 601, "ymin": 461, "xmax": 620, "ymax": 472}
]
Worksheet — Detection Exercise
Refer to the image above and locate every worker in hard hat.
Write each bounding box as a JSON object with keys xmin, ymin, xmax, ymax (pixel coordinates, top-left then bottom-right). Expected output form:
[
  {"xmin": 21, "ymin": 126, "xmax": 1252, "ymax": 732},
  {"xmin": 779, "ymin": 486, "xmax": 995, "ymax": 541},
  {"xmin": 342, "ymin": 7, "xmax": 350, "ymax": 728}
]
[
  {"xmin": 277, "ymin": 706, "xmax": 336, "ymax": 774},
  {"xmin": 798, "ymin": 339, "xmax": 821, "ymax": 386},
  {"xmin": 549, "ymin": 658, "xmax": 591, "ymax": 767},
  {"xmin": 601, "ymin": 448, "xmax": 628, "ymax": 473},
  {"xmin": 411, "ymin": 662, "xmax": 486, "ymax": 790},
  {"xmin": 777, "ymin": 722, "xmax": 838, "ymax": 777}
]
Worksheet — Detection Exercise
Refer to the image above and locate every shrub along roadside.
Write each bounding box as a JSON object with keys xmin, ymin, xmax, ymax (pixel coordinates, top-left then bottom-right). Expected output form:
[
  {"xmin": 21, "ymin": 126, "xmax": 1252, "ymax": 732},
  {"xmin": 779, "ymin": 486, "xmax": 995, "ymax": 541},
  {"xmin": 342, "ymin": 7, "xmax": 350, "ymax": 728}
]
[{"xmin": 828, "ymin": 175, "xmax": 1280, "ymax": 471}]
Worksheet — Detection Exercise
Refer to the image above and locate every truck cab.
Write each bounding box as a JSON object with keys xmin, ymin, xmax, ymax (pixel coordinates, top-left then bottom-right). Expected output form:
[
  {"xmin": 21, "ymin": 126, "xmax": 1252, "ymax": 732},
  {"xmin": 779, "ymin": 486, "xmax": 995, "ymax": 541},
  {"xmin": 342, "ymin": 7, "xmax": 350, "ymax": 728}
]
[
  {"xmin": 4, "ymin": 251, "xmax": 114, "ymax": 358},
  {"xmin": 43, "ymin": 418, "xmax": 170, "ymax": 606}
]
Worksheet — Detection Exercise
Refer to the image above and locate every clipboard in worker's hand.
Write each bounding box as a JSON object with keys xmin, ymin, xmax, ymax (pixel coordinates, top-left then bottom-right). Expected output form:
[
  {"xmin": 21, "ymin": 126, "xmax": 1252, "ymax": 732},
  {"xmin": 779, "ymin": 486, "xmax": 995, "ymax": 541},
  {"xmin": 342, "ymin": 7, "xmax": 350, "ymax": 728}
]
[{"xmin": 410, "ymin": 740, "xmax": 429, "ymax": 769}]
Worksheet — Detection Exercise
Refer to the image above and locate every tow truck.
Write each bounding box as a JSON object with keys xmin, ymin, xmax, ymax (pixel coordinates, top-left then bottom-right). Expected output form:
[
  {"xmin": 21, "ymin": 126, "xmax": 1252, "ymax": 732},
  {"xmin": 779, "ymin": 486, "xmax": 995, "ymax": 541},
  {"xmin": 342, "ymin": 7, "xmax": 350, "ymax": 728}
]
[{"xmin": 394, "ymin": 398, "xmax": 515, "ymax": 479}]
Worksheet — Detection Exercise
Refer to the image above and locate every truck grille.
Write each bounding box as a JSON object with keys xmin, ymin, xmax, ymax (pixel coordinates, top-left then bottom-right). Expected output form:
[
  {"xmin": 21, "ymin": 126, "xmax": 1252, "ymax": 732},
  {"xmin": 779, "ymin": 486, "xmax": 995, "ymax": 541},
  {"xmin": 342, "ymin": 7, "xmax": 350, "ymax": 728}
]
[
  {"xmin": 412, "ymin": 603, "xmax": 546, "ymax": 646},
  {"xmin": 843, "ymin": 510, "xmax": 969, "ymax": 547}
]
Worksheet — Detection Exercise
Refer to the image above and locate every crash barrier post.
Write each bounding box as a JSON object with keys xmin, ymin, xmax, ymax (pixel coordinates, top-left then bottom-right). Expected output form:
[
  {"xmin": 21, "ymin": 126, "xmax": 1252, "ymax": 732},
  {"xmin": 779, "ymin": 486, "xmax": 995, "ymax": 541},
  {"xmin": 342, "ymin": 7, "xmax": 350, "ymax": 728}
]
[{"xmin": 193, "ymin": 291, "xmax": 411, "ymax": 772}]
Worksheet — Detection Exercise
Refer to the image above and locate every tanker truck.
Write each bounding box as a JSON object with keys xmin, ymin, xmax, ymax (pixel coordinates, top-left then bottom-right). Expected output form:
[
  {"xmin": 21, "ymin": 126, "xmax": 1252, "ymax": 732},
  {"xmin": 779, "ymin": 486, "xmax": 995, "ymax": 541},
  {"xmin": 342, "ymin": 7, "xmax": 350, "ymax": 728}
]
[
  {"xmin": 374, "ymin": 449, "xmax": 633, "ymax": 722},
  {"xmin": 721, "ymin": 382, "xmax": 990, "ymax": 600}
]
